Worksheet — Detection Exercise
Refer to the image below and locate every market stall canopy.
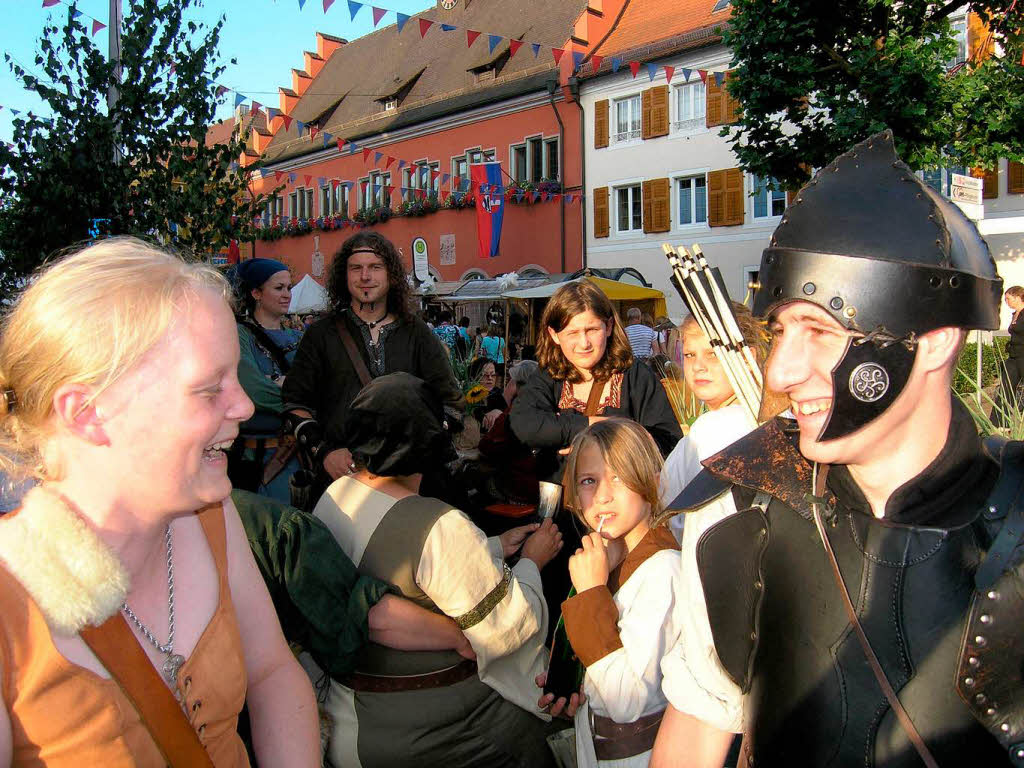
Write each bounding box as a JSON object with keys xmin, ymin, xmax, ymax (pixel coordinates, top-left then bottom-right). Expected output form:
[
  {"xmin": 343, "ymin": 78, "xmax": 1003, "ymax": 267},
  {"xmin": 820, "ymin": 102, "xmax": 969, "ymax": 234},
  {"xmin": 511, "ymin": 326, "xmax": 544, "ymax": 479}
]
[
  {"xmin": 502, "ymin": 276, "xmax": 668, "ymax": 319},
  {"xmin": 288, "ymin": 274, "xmax": 328, "ymax": 314},
  {"xmin": 450, "ymin": 276, "xmax": 552, "ymax": 302}
]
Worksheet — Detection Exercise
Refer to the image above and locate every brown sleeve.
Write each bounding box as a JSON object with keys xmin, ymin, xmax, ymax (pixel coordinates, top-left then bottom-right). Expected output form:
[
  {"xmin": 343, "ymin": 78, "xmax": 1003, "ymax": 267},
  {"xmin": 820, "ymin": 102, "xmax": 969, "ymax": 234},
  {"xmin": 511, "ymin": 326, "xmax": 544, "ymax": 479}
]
[{"xmin": 561, "ymin": 585, "xmax": 623, "ymax": 667}]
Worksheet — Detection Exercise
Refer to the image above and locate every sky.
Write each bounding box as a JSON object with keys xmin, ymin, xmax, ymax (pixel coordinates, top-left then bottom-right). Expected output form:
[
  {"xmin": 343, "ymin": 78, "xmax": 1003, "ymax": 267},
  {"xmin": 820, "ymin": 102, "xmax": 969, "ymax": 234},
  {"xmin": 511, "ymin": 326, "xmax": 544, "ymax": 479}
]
[{"xmin": 1, "ymin": 0, "xmax": 436, "ymax": 144}]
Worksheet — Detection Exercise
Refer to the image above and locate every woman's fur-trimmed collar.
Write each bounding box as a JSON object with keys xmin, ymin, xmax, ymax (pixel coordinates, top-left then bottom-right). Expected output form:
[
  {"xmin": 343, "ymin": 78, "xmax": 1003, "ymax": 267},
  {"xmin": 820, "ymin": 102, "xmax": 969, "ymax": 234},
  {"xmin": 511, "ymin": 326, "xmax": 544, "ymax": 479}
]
[{"xmin": 0, "ymin": 486, "xmax": 128, "ymax": 636}]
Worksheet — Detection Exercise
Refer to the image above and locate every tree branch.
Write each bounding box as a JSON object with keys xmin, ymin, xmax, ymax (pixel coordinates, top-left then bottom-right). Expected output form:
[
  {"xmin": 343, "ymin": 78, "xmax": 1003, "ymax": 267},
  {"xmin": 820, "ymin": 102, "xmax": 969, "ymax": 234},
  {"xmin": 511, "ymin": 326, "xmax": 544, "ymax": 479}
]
[
  {"xmin": 821, "ymin": 44, "xmax": 856, "ymax": 77},
  {"xmin": 928, "ymin": 0, "xmax": 970, "ymax": 23}
]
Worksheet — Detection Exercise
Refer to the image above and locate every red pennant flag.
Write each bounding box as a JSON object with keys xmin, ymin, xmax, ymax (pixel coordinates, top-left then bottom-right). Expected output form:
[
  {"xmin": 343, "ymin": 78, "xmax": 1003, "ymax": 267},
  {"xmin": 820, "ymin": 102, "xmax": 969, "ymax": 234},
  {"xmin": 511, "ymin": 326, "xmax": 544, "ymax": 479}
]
[
  {"xmin": 591, "ymin": 55, "xmax": 603, "ymax": 71},
  {"xmin": 274, "ymin": 171, "xmax": 285, "ymax": 181},
  {"xmin": 509, "ymin": 39, "xmax": 523, "ymax": 57},
  {"xmin": 304, "ymin": 175, "xmax": 312, "ymax": 186},
  {"xmin": 430, "ymin": 169, "xmax": 441, "ymax": 181},
  {"xmin": 551, "ymin": 48, "xmax": 564, "ymax": 64},
  {"xmin": 698, "ymin": 69, "xmax": 708, "ymax": 84},
  {"xmin": 541, "ymin": 191, "xmax": 550, "ymax": 202},
  {"xmin": 251, "ymin": 101, "xmax": 262, "ymax": 115},
  {"xmin": 91, "ymin": 19, "xmax": 106, "ymax": 35},
  {"xmin": 664, "ymin": 65, "xmax": 675, "ymax": 83},
  {"xmin": 41, "ymin": 0, "xmax": 60, "ymax": 6},
  {"xmin": 467, "ymin": 30, "xmax": 481, "ymax": 47},
  {"xmin": 372, "ymin": 6, "xmax": 386, "ymax": 26},
  {"xmin": 323, "ymin": 0, "xmax": 335, "ymax": 11},
  {"xmin": 629, "ymin": 61, "xmax": 641, "ymax": 78},
  {"xmin": 385, "ymin": 155, "xmax": 395, "ymax": 169},
  {"xmin": 331, "ymin": 179, "xmax": 341, "ymax": 189},
  {"xmin": 362, "ymin": 147, "xmax": 372, "ymax": 162},
  {"xmin": 419, "ymin": 18, "xmax": 432, "ymax": 37},
  {"xmin": 337, "ymin": 138, "xmax": 345, "ymax": 150},
  {"xmin": 309, "ymin": 125, "xmax": 319, "ymax": 139},
  {"xmin": 281, "ymin": 114, "xmax": 293, "ymax": 130}
]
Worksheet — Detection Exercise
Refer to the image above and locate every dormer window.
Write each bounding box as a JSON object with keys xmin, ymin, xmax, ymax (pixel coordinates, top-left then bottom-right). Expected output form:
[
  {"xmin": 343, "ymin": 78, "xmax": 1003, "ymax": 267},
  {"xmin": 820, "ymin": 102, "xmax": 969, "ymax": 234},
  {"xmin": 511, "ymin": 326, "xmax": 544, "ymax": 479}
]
[{"xmin": 384, "ymin": 97, "xmax": 399, "ymax": 112}]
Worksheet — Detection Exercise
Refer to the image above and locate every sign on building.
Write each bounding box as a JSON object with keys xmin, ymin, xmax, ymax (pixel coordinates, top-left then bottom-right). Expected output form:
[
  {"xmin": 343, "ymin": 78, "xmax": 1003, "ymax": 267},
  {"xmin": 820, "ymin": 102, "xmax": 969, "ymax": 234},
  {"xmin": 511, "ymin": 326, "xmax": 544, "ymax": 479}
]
[
  {"xmin": 950, "ymin": 173, "xmax": 984, "ymax": 221},
  {"xmin": 412, "ymin": 237, "xmax": 429, "ymax": 280},
  {"xmin": 440, "ymin": 233, "xmax": 456, "ymax": 265}
]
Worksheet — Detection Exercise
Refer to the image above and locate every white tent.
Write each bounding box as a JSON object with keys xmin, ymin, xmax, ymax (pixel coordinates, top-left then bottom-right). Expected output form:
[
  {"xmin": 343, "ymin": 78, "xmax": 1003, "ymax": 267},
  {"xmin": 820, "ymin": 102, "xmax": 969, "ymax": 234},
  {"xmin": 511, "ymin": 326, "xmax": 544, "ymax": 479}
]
[{"xmin": 288, "ymin": 274, "xmax": 328, "ymax": 314}]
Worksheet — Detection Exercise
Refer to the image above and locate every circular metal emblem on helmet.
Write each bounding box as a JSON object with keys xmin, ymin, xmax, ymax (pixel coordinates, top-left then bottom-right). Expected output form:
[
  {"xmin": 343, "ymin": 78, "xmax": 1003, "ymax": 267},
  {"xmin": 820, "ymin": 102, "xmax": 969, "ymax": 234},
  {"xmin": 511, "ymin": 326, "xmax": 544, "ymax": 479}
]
[{"xmin": 848, "ymin": 363, "xmax": 890, "ymax": 403}]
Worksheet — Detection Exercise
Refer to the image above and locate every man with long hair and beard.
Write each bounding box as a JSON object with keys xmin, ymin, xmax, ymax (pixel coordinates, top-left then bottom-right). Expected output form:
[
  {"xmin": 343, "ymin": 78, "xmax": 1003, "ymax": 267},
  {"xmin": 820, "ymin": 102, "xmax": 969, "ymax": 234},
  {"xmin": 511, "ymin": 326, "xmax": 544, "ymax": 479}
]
[{"xmin": 282, "ymin": 232, "xmax": 460, "ymax": 484}]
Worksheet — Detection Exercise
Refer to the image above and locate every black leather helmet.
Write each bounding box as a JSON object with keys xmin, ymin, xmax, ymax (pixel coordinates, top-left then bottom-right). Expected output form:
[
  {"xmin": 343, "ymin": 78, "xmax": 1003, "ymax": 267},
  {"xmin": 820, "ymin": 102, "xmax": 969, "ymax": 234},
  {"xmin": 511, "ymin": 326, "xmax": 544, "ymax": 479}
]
[{"xmin": 753, "ymin": 130, "xmax": 1002, "ymax": 338}]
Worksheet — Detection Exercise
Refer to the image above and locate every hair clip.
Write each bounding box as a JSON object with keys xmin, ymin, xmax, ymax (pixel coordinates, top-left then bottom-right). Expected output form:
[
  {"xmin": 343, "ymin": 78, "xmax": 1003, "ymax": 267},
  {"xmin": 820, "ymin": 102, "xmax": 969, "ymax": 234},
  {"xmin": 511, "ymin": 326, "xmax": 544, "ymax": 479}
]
[{"xmin": 2, "ymin": 389, "xmax": 16, "ymax": 413}]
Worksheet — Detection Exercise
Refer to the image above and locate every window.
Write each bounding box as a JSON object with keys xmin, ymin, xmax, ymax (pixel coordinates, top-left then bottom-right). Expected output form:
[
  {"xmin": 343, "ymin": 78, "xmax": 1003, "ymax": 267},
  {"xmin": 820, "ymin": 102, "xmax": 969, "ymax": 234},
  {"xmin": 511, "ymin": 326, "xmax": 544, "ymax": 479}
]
[
  {"xmin": 332, "ymin": 184, "xmax": 349, "ymax": 217},
  {"xmin": 289, "ymin": 191, "xmax": 297, "ymax": 218},
  {"xmin": 545, "ymin": 138, "xmax": 559, "ymax": 182},
  {"xmin": 513, "ymin": 145, "xmax": 528, "ymax": 182},
  {"xmin": 751, "ymin": 175, "xmax": 785, "ymax": 218},
  {"xmin": 616, "ymin": 184, "xmax": 643, "ymax": 233},
  {"xmin": 320, "ymin": 186, "xmax": 330, "ymax": 217},
  {"xmin": 677, "ymin": 175, "xmax": 708, "ymax": 226},
  {"xmin": 613, "ymin": 95, "xmax": 642, "ymax": 142},
  {"xmin": 384, "ymin": 97, "xmax": 398, "ymax": 111},
  {"xmin": 948, "ymin": 16, "xmax": 968, "ymax": 68},
  {"xmin": 712, "ymin": 0, "xmax": 730, "ymax": 11},
  {"xmin": 289, "ymin": 188, "xmax": 314, "ymax": 220},
  {"xmin": 362, "ymin": 171, "xmax": 391, "ymax": 207},
  {"xmin": 262, "ymin": 195, "xmax": 283, "ymax": 226},
  {"xmin": 674, "ymin": 80, "xmax": 706, "ymax": 132}
]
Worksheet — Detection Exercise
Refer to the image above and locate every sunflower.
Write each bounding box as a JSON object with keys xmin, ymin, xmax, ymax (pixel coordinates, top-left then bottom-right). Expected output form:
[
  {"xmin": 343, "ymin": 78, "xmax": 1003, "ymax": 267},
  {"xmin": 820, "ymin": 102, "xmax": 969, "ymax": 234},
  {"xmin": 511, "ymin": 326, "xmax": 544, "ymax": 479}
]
[{"xmin": 465, "ymin": 384, "xmax": 489, "ymax": 405}]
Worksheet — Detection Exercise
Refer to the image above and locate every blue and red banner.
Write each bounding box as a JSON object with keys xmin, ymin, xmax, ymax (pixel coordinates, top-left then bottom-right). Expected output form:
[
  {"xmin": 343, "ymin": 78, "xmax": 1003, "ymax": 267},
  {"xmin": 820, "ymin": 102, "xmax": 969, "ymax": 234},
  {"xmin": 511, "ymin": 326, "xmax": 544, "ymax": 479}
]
[{"xmin": 470, "ymin": 162, "xmax": 504, "ymax": 259}]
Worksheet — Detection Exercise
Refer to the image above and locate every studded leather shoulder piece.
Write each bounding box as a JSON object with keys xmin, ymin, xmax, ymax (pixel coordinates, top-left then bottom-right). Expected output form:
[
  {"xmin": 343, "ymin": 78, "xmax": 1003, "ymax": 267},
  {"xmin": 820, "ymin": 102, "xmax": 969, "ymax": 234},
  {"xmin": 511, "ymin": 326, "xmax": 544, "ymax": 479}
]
[
  {"xmin": 696, "ymin": 502, "xmax": 770, "ymax": 693},
  {"xmin": 957, "ymin": 438, "xmax": 1024, "ymax": 766}
]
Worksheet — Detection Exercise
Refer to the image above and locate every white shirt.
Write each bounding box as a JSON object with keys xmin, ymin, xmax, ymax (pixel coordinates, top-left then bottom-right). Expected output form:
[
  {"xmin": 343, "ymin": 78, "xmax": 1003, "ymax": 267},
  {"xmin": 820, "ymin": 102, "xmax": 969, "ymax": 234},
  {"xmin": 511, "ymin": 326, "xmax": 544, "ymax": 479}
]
[
  {"xmin": 659, "ymin": 403, "xmax": 757, "ymax": 541},
  {"xmin": 624, "ymin": 324, "xmax": 656, "ymax": 358}
]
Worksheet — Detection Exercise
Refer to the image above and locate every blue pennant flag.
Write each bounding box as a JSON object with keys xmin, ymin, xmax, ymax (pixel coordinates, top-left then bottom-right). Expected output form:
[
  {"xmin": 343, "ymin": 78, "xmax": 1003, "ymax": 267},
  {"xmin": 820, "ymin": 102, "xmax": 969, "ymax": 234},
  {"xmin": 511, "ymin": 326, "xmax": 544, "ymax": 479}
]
[
  {"xmin": 344, "ymin": 181, "xmax": 355, "ymax": 189},
  {"xmin": 441, "ymin": 24, "xmax": 456, "ymax": 31},
  {"xmin": 611, "ymin": 57, "xmax": 622, "ymax": 73},
  {"xmin": 233, "ymin": 92, "xmax": 246, "ymax": 108},
  {"xmin": 488, "ymin": 34, "xmax": 502, "ymax": 54},
  {"xmin": 397, "ymin": 159, "xmax": 406, "ymax": 170},
  {"xmin": 296, "ymin": 120, "xmax": 305, "ymax": 134},
  {"xmin": 531, "ymin": 43, "xmax": 541, "ymax": 58},
  {"xmin": 348, "ymin": 1, "xmax": 363, "ymax": 21},
  {"xmin": 374, "ymin": 151, "xmax": 383, "ymax": 164},
  {"xmin": 516, "ymin": 190, "xmax": 525, "ymax": 203},
  {"xmin": 441, "ymin": 173, "xmax": 450, "ymax": 185},
  {"xmin": 267, "ymin": 107, "xmax": 279, "ymax": 119},
  {"xmin": 459, "ymin": 177, "xmax": 470, "ymax": 191},
  {"xmin": 348, "ymin": 141, "xmax": 358, "ymax": 155},
  {"xmin": 395, "ymin": 12, "xmax": 409, "ymax": 32},
  {"xmin": 646, "ymin": 63, "xmax": 658, "ymax": 81},
  {"xmin": 298, "ymin": 0, "xmax": 307, "ymax": 8},
  {"xmin": 373, "ymin": 184, "xmax": 380, "ymax": 195},
  {"xmin": 323, "ymin": 134, "xmax": 330, "ymax": 148},
  {"xmin": 572, "ymin": 51, "xmax": 585, "ymax": 70},
  {"xmin": 10, "ymin": 109, "xmax": 20, "ymax": 116},
  {"xmin": 70, "ymin": 9, "xmax": 82, "ymax": 18},
  {"xmin": 531, "ymin": 191, "xmax": 540, "ymax": 203},
  {"xmin": 714, "ymin": 71, "xmax": 726, "ymax": 87},
  {"xmin": 318, "ymin": 177, "xmax": 326, "ymax": 187},
  {"xmin": 288, "ymin": 173, "xmax": 297, "ymax": 183}
]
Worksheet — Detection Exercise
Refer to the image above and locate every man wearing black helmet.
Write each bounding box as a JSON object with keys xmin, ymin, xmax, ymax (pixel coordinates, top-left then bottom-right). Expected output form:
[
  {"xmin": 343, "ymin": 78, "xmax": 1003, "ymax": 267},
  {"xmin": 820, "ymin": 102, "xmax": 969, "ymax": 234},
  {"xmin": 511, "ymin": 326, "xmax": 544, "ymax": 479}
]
[{"xmin": 652, "ymin": 132, "xmax": 1024, "ymax": 768}]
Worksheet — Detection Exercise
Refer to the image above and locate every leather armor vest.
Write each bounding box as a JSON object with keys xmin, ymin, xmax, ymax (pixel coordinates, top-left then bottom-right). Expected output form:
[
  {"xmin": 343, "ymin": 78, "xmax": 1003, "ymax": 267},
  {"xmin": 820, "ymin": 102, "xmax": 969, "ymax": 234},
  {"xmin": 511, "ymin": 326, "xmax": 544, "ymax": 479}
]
[{"xmin": 687, "ymin": 417, "xmax": 1023, "ymax": 767}]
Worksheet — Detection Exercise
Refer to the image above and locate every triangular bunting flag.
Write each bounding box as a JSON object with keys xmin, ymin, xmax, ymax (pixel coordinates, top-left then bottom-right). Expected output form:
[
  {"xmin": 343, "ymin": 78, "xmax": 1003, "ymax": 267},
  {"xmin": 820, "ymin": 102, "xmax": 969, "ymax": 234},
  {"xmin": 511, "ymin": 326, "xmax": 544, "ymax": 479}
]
[
  {"xmin": 324, "ymin": 0, "xmax": 335, "ymax": 11},
  {"xmin": 531, "ymin": 191, "xmax": 540, "ymax": 203},
  {"xmin": 441, "ymin": 23, "xmax": 456, "ymax": 31},
  {"xmin": 431, "ymin": 169, "xmax": 441, "ymax": 181},
  {"xmin": 565, "ymin": 193, "xmax": 574, "ymax": 204},
  {"xmin": 362, "ymin": 147, "xmax": 372, "ymax": 161},
  {"xmin": 385, "ymin": 156, "xmax": 395, "ymax": 169},
  {"xmin": 509, "ymin": 39, "xmax": 523, "ymax": 57},
  {"xmin": 344, "ymin": 181, "xmax": 355, "ymax": 189},
  {"xmin": 591, "ymin": 55, "xmax": 603, "ymax": 71},
  {"xmin": 304, "ymin": 175, "xmax": 312, "ymax": 186},
  {"xmin": 70, "ymin": 9, "xmax": 82, "ymax": 18},
  {"xmin": 646, "ymin": 63, "xmax": 658, "ymax": 81},
  {"xmin": 298, "ymin": 0, "xmax": 307, "ymax": 9},
  {"xmin": 698, "ymin": 69, "xmax": 708, "ymax": 83},
  {"xmin": 337, "ymin": 138, "xmax": 346, "ymax": 150},
  {"xmin": 348, "ymin": 141, "xmax": 358, "ymax": 154},
  {"xmin": 309, "ymin": 125, "xmax": 319, "ymax": 139},
  {"xmin": 551, "ymin": 48, "xmax": 564, "ymax": 64},
  {"xmin": 281, "ymin": 114, "xmax": 293, "ymax": 130},
  {"xmin": 216, "ymin": 85, "xmax": 228, "ymax": 97},
  {"xmin": 516, "ymin": 190, "xmax": 525, "ymax": 203},
  {"xmin": 318, "ymin": 176, "xmax": 326, "ymax": 186},
  {"xmin": 611, "ymin": 57, "xmax": 622, "ymax": 73},
  {"xmin": 572, "ymin": 51, "xmax": 585, "ymax": 70},
  {"xmin": 289, "ymin": 173, "xmax": 297, "ymax": 183},
  {"xmin": 332, "ymin": 179, "xmax": 341, "ymax": 189},
  {"xmin": 42, "ymin": 0, "xmax": 60, "ymax": 7},
  {"xmin": 397, "ymin": 159, "xmax": 406, "ymax": 170},
  {"xmin": 419, "ymin": 18, "xmax": 432, "ymax": 37},
  {"xmin": 441, "ymin": 173, "xmax": 450, "ymax": 185},
  {"xmin": 629, "ymin": 61, "xmax": 641, "ymax": 78},
  {"xmin": 714, "ymin": 71, "xmax": 726, "ymax": 87},
  {"xmin": 374, "ymin": 151, "xmax": 383, "ymax": 164},
  {"xmin": 371, "ymin": 6, "xmax": 386, "ymax": 26},
  {"xmin": 169, "ymin": 63, "xmax": 176, "ymax": 75},
  {"xmin": 467, "ymin": 30, "xmax": 481, "ymax": 47},
  {"xmin": 531, "ymin": 43, "xmax": 541, "ymax": 58},
  {"xmin": 395, "ymin": 12, "xmax": 409, "ymax": 32},
  {"xmin": 681, "ymin": 68, "xmax": 692, "ymax": 82},
  {"xmin": 251, "ymin": 101, "xmax": 262, "ymax": 114},
  {"xmin": 91, "ymin": 19, "xmax": 106, "ymax": 35},
  {"xmin": 296, "ymin": 120, "xmax": 305, "ymax": 134},
  {"xmin": 323, "ymin": 134, "xmax": 330, "ymax": 148},
  {"xmin": 347, "ymin": 0, "xmax": 362, "ymax": 20},
  {"xmin": 541, "ymin": 191, "xmax": 549, "ymax": 202},
  {"xmin": 275, "ymin": 171, "xmax": 285, "ymax": 181},
  {"xmin": 267, "ymin": 107, "xmax": 280, "ymax": 120},
  {"xmin": 234, "ymin": 92, "xmax": 246, "ymax": 107},
  {"xmin": 488, "ymin": 34, "xmax": 502, "ymax": 54},
  {"xmin": 664, "ymin": 65, "xmax": 675, "ymax": 83}
]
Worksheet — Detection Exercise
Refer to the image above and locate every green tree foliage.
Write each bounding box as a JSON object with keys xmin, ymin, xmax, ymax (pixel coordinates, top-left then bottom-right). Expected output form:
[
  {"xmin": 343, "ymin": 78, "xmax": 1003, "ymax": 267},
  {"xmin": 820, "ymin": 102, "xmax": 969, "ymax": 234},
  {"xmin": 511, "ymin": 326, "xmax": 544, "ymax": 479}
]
[
  {"xmin": 724, "ymin": 0, "xmax": 1024, "ymax": 189},
  {"xmin": 0, "ymin": 0, "xmax": 268, "ymax": 292}
]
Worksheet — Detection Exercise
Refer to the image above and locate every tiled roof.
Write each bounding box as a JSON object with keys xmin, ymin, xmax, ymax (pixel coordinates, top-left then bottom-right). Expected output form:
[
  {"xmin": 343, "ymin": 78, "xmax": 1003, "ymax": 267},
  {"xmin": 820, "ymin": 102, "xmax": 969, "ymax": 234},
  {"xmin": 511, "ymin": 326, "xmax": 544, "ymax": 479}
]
[
  {"xmin": 262, "ymin": 0, "xmax": 589, "ymax": 164},
  {"xmin": 591, "ymin": 0, "xmax": 729, "ymax": 65},
  {"xmin": 205, "ymin": 110, "xmax": 267, "ymax": 148}
]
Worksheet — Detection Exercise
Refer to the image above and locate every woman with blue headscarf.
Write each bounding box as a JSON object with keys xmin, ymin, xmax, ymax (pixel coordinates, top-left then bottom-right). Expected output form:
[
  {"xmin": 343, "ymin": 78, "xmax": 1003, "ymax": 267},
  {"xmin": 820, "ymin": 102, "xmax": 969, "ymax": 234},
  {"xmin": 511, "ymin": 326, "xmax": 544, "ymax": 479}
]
[{"xmin": 232, "ymin": 258, "xmax": 304, "ymax": 502}]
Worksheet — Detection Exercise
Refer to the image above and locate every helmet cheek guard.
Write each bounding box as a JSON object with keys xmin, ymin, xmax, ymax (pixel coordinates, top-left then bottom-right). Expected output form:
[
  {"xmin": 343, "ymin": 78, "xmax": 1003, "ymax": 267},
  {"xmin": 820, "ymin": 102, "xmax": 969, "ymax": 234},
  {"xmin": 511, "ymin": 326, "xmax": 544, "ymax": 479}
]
[
  {"xmin": 752, "ymin": 130, "xmax": 1002, "ymax": 442},
  {"xmin": 819, "ymin": 336, "xmax": 917, "ymax": 442}
]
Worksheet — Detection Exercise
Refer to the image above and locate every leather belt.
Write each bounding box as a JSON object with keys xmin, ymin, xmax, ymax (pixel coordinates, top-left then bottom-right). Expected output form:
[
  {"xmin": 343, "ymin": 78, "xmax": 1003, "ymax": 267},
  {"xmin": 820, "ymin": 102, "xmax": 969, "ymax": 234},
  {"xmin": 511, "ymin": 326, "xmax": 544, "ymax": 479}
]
[
  {"xmin": 592, "ymin": 708, "xmax": 664, "ymax": 760},
  {"xmin": 342, "ymin": 658, "xmax": 477, "ymax": 693},
  {"xmin": 243, "ymin": 437, "xmax": 281, "ymax": 450}
]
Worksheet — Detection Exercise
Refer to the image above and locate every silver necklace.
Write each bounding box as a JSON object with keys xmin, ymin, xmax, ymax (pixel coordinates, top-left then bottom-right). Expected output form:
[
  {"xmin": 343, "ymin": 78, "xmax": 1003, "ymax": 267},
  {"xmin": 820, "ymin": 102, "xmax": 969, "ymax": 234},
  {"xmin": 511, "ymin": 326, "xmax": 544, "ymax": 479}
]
[{"xmin": 121, "ymin": 525, "xmax": 185, "ymax": 684}]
